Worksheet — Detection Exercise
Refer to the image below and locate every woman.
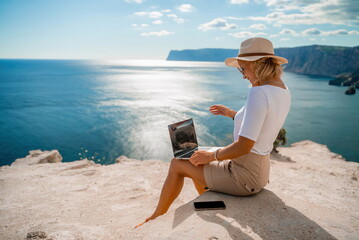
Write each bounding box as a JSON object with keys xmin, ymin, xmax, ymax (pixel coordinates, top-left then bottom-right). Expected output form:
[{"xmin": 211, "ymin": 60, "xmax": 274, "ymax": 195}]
[{"xmin": 136, "ymin": 37, "xmax": 291, "ymax": 228}]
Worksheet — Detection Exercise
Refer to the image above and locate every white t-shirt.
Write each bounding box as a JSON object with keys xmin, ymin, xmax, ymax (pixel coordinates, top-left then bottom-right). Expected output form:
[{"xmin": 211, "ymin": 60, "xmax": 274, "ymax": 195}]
[{"xmin": 233, "ymin": 85, "xmax": 291, "ymax": 155}]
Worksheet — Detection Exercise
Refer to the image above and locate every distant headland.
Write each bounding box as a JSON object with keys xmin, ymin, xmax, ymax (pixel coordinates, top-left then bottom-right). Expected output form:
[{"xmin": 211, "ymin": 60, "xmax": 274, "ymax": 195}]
[{"xmin": 167, "ymin": 45, "xmax": 359, "ymax": 88}]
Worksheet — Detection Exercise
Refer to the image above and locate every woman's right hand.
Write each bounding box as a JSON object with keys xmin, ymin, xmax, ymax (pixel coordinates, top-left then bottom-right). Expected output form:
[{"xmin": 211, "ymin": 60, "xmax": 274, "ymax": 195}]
[{"xmin": 209, "ymin": 104, "xmax": 236, "ymax": 119}]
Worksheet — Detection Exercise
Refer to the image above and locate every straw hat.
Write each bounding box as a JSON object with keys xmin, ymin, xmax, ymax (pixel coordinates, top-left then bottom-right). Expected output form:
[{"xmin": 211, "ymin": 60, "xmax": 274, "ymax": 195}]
[{"xmin": 224, "ymin": 37, "xmax": 288, "ymax": 67}]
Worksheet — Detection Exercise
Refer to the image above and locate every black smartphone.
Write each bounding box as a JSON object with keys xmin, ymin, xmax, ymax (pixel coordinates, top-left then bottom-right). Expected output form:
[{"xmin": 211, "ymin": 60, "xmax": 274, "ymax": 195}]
[{"xmin": 193, "ymin": 201, "xmax": 226, "ymax": 211}]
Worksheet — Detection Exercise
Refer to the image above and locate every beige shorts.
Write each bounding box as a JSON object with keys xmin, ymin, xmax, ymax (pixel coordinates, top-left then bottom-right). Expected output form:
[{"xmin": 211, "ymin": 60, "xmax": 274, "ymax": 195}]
[{"xmin": 203, "ymin": 152, "xmax": 270, "ymax": 196}]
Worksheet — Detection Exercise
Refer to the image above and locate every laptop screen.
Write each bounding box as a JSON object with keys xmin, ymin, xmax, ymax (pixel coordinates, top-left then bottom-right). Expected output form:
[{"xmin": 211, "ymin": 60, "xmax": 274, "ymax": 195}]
[{"xmin": 168, "ymin": 119, "xmax": 198, "ymax": 157}]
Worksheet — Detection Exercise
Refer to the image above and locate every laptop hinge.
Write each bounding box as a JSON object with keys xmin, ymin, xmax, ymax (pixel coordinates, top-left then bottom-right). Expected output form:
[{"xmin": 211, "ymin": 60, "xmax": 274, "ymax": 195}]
[{"xmin": 177, "ymin": 147, "xmax": 198, "ymax": 158}]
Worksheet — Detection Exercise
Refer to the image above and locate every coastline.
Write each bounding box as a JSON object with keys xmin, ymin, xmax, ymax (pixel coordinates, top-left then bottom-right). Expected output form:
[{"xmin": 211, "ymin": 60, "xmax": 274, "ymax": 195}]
[
  {"xmin": 0, "ymin": 140, "xmax": 358, "ymax": 240},
  {"xmin": 1, "ymin": 59, "xmax": 358, "ymax": 165}
]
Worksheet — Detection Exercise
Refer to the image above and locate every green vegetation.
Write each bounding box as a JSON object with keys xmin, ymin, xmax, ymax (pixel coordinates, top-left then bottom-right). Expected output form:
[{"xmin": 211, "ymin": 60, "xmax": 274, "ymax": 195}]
[{"xmin": 273, "ymin": 128, "xmax": 287, "ymax": 153}]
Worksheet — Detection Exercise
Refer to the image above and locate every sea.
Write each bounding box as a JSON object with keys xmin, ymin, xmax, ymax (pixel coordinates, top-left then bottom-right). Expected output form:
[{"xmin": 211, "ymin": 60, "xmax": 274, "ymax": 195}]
[{"xmin": 0, "ymin": 59, "xmax": 358, "ymax": 166}]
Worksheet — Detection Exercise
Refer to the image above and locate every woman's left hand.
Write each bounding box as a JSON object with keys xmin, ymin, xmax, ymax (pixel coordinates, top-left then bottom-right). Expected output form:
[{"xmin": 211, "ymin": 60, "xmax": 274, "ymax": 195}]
[{"xmin": 189, "ymin": 151, "xmax": 215, "ymax": 166}]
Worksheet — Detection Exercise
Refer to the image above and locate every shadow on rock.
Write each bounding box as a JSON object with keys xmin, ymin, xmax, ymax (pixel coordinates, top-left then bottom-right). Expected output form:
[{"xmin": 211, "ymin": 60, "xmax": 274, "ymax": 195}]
[
  {"xmin": 270, "ymin": 151, "xmax": 294, "ymax": 163},
  {"xmin": 173, "ymin": 189, "xmax": 336, "ymax": 240}
]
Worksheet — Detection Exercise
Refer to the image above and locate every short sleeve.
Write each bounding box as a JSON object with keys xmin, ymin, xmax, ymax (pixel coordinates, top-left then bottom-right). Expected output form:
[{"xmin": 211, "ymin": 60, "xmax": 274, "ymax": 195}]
[{"xmin": 239, "ymin": 88, "xmax": 269, "ymax": 141}]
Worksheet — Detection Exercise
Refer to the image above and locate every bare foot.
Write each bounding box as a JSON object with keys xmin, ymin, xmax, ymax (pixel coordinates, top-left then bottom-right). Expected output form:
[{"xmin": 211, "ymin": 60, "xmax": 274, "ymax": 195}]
[
  {"xmin": 134, "ymin": 218, "xmax": 150, "ymax": 229},
  {"xmin": 134, "ymin": 212, "xmax": 163, "ymax": 229}
]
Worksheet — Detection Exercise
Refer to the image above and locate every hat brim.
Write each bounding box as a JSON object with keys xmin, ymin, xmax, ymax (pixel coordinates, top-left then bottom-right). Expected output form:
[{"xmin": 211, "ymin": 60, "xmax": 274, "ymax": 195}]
[{"xmin": 224, "ymin": 55, "xmax": 288, "ymax": 67}]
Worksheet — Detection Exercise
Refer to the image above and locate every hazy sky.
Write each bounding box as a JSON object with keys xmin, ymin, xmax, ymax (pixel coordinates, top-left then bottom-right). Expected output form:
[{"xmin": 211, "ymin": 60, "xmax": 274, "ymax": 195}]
[{"xmin": 1, "ymin": 0, "xmax": 358, "ymax": 59}]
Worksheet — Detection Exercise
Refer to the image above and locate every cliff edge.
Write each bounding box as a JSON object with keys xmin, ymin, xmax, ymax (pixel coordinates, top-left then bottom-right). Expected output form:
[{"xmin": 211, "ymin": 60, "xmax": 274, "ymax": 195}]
[
  {"xmin": 0, "ymin": 140, "xmax": 358, "ymax": 240},
  {"xmin": 167, "ymin": 45, "xmax": 359, "ymax": 78}
]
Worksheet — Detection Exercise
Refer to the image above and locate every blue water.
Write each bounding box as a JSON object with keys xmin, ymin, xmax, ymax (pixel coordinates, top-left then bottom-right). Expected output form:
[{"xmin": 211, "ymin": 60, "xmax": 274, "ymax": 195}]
[{"xmin": 0, "ymin": 59, "xmax": 358, "ymax": 165}]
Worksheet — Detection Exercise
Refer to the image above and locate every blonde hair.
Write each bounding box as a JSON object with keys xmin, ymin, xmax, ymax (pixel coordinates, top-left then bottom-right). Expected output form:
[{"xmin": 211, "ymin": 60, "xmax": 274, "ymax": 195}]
[{"xmin": 239, "ymin": 58, "xmax": 283, "ymax": 84}]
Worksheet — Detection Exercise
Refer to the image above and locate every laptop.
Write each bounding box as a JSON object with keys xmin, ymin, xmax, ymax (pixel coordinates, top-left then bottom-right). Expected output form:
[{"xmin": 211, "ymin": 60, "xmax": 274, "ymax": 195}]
[{"xmin": 168, "ymin": 118, "xmax": 219, "ymax": 160}]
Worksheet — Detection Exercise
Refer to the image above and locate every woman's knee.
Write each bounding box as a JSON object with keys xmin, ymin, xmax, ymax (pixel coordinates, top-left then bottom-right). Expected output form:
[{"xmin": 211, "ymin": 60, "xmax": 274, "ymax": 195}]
[{"xmin": 169, "ymin": 158, "xmax": 186, "ymax": 175}]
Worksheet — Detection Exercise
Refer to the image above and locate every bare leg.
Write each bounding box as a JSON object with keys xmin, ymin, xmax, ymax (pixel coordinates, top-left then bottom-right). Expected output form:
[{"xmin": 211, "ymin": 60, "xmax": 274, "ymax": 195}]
[
  {"xmin": 135, "ymin": 158, "xmax": 207, "ymax": 228},
  {"xmin": 192, "ymin": 179, "xmax": 208, "ymax": 195}
]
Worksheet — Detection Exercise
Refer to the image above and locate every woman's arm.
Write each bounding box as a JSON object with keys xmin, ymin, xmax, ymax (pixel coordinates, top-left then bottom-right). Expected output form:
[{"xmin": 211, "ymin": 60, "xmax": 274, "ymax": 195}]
[
  {"xmin": 189, "ymin": 136, "xmax": 255, "ymax": 166},
  {"xmin": 215, "ymin": 136, "xmax": 255, "ymax": 161},
  {"xmin": 209, "ymin": 105, "xmax": 237, "ymax": 119}
]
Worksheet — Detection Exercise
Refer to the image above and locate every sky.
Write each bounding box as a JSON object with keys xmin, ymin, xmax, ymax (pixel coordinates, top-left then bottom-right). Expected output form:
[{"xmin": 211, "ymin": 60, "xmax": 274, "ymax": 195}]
[{"xmin": 0, "ymin": 0, "xmax": 358, "ymax": 59}]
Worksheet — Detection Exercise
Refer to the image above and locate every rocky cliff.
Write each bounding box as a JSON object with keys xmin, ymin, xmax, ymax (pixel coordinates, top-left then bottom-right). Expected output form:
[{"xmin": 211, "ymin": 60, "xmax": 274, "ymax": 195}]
[
  {"xmin": 276, "ymin": 45, "xmax": 359, "ymax": 77},
  {"xmin": 0, "ymin": 141, "xmax": 358, "ymax": 239},
  {"xmin": 167, "ymin": 45, "xmax": 359, "ymax": 78},
  {"xmin": 329, "ymin": 67, "xmax": 359, "ymax": 88}
]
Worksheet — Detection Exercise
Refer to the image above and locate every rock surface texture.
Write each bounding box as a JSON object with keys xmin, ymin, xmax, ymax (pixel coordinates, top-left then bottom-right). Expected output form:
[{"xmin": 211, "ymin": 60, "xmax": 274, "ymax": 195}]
[{"xmin": 0, "ymin": 140, "xmax": 358, "ymax": 240}]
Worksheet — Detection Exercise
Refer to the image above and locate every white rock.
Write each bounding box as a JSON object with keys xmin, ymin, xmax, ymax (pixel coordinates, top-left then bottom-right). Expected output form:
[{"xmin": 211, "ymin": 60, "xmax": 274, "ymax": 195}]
[
  {"xmin": 0, "ymin": 141, "xmax": 358, "ymax": 240},
  {"xmin": 11, "ymin": 150, "xmax": 63, "ymax": 166}
]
